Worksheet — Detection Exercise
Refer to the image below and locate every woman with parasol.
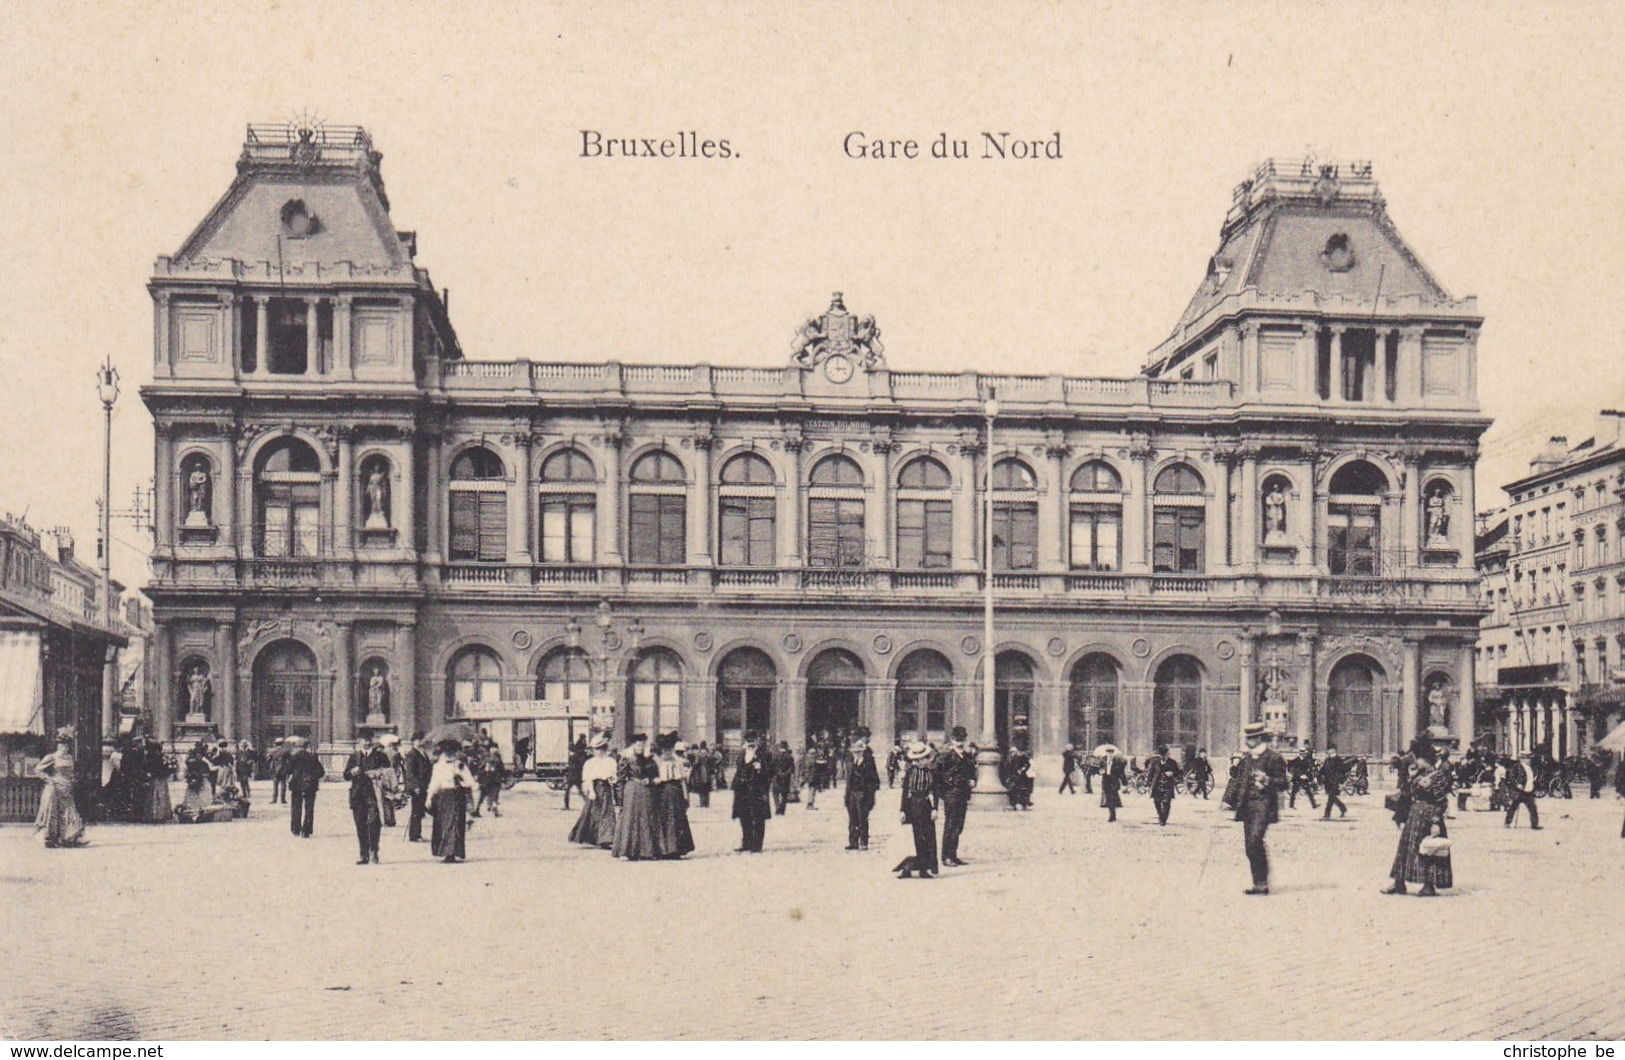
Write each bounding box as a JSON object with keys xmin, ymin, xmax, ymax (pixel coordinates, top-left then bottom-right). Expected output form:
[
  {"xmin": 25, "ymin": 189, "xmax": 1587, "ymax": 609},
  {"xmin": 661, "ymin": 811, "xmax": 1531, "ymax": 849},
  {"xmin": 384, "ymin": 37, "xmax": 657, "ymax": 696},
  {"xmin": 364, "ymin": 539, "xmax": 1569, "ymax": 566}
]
[{"xmin": 426, "ymin": 738, "xmax": 476, "ymax": 863}]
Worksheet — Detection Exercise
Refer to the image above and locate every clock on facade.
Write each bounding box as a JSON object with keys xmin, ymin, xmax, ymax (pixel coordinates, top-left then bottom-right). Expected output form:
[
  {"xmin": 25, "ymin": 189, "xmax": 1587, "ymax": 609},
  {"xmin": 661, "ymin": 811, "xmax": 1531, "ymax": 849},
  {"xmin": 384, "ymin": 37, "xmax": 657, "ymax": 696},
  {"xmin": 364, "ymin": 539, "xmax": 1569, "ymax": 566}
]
[{"xmin": 823, "ymin": 353, "xmax": 854, "ymax": 383}]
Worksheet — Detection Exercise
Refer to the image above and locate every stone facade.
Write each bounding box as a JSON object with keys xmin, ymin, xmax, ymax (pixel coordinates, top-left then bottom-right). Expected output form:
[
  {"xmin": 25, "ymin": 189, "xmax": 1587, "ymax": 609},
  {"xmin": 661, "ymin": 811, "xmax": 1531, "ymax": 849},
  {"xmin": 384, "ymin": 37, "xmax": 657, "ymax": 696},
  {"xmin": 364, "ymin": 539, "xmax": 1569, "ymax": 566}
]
[{"xmin": 142, "ymin": 131, "xmax": 1489, "ymax": 769}]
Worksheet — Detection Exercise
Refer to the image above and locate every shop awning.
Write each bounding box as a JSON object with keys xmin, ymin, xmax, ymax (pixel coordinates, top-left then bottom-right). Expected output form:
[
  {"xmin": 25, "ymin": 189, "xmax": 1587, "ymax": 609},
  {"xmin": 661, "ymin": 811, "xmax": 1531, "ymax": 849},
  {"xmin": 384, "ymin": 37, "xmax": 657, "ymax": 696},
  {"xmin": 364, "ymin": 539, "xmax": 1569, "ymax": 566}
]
[
  {"xmin": 0, "ymin": 630, "xmax": 43, "ymax": 735},
  {"xmin": 1599, "ymin": 720, "xmax": 1625, "ymax": 754}
]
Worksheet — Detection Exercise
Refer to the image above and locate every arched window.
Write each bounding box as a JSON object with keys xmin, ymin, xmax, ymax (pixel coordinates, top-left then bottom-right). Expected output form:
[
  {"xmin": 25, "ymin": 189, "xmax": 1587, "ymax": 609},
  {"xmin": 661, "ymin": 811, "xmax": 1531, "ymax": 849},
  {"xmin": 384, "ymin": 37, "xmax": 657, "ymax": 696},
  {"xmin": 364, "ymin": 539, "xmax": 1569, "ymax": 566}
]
[
  {"xmin": 992, "ymin": 459, "xmax": 1038, "ymax": 571},
  {"xmin": 994, "ymin": 652, "xmax": 1036, "ymax": 751},
  {"xmin": 629, "ymin": 648, "xmax": 684, "ymax": 734},
  {"xmin": 895, "ymin": 649, "xmax": 952, "ymax": 743},
  {"xmin": 1152, "ymin": 655, "xmax": 1202, "ymax": 753},
  {"xmin": 720, "ymin": 452, "xmax": 774, "ymax": 485},
  {"xmin": 179, "ymin": 453, "xmax": 214, "ymax": 529},
  {"xmin": 255, "ymin": 438, "xmax": 321, "ymax": 557},
  {"xmin": 1070, "ymin": 461, "xmax": 1122, "ymax": 571},
  {"xmin": 719, "ymin": 453, "xmax": 775, "ymax": 567},
  {"xmin": 629, "ymin": 451, "xmax": 686, "ymax": 566},
  {"xmin": 535, "ymin": 647, "xmax": 592, "ymax": 703},
  {"xmin": 1068, "ymin": 654, "xmax": 1119, "ymax": 749},
  {"xmin": 448, "ymin": 646, "xmax": 503, "ymax": 716},
  {"xmin": 449, "ymin": 446, "xmax": 507, "ymax": 563},
  {"xmin": 717, "ymin": 647, "xmax": 776, "ymax": 750},
  {"xmin": 808, "ymin": 454, "xmax": 865, "ymax": 568},
  {"xmin": 1328, "ymin": 460, "xmax": 1387, "ymax": 575},
  {"xmin": 1153, "ymin": 464, "xmax": 1205, "ymax": 574},
  {"xmin": 538, "ymin": 449, "xmax": 595, "ymax": 564},
  {"xmin": 898, "ymin": 457, "xmax": 953, "ymax": 570},
  {"xmin": 1327, "ymin": 656, "xmax": 1380, "ymax": 756}
]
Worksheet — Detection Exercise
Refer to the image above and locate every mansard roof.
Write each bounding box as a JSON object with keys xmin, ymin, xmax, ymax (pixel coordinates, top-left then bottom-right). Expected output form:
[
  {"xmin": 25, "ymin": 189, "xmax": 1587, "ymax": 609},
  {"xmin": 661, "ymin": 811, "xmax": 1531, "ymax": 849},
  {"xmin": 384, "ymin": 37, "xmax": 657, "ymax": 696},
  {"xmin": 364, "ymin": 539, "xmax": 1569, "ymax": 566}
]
[
  {"xmin": 167, "ymin": 124, "xmax": 415, "ymax": 278},
  {"xmin": 1150, "ymin": 159, "xmax": 1475, "ymax": 369}
]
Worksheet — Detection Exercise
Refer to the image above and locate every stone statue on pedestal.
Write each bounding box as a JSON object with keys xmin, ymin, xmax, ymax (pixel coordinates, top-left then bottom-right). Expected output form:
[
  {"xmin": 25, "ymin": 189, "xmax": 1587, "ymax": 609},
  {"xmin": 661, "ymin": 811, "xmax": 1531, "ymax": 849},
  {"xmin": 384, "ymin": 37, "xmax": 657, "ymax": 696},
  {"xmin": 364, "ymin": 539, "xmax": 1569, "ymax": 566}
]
[
  {"xmin": 1263, "ymin": 483, "xmax": 1288, "ymax": 543},
  {"xmin": 363, "ymin": 469, "xmax": 390, "ymax": 530}
]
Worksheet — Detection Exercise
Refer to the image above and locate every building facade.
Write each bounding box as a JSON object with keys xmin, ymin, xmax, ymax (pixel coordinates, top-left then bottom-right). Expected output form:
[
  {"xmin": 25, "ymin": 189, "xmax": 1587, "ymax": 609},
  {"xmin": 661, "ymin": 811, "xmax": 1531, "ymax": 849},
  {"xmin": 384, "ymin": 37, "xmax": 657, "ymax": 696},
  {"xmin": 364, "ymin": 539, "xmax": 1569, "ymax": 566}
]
[
  {"xmin": 1475, "ymin": 413, "xmax": 1625, "ymax": 756},
  {"xmin": 142, "ymin": 129, "xmax": 1489, "ymax": 769}
]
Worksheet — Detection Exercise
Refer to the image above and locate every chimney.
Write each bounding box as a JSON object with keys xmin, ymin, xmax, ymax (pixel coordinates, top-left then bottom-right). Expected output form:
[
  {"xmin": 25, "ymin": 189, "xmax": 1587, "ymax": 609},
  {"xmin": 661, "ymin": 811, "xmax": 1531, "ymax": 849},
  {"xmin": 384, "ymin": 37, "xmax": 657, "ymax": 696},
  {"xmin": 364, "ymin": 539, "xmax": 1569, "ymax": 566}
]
[
  {"xmin": 52, "ymin": 530, "xmax": 74, "ymax": 566},
  {"xmin": 1529, "ymin": 435, "xmax": 1569, "ymax": 475},
  {"xmin": 1597, "ymin": 409, "xmax": 1625, "ymax": 448}
]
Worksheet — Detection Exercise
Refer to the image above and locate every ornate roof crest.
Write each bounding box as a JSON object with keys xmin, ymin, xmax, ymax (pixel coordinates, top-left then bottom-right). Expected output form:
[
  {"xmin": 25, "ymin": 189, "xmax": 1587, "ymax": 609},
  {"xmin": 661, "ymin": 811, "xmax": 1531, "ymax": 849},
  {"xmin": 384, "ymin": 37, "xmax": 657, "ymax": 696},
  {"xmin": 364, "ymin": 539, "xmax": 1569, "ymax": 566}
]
[{"xmin": 790, "ymin": 292, "xmax": 885, "ymax": 371}]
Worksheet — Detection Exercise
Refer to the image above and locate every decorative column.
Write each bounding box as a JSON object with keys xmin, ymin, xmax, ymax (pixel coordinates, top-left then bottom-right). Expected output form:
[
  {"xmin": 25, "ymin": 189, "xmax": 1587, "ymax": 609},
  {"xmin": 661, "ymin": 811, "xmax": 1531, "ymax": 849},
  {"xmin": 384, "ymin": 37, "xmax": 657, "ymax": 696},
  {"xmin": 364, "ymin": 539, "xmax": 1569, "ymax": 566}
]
[
  {"xmin": 685, "ymin": 679, "xmax": 714, "ymax": 744},
  {"xmin": 1213, "ymin": 451, "xmax": 1233, "ymax": 571},
  {"xmin": 1375, "ymin": 328, "xmax": 1393, "ymax": 402},
  {"xmin": 1238, "ymin": 633, "xmax": 1256, "ymax": 742},
  {"xmin": 153, "ymin": 425, "xmax": 175, "ymax": 552},
  {"xmin": 511, "ymin": 431, "xmax": 534, "ymax": 572},
  {"xmin": 689, "ymin": 431, "xmax": 713, "ymax": 567},
  {"xmin": 334, "ymin": 621, "xmax": 355, "ymax": 743},
  {"xmin": 1329, "ymin": 326, "xmax": 1346, "ymax": 402},
  {"xmin": 870, "ymin": 440, "xmax": 894, "ymax": 569},
  {"xmin": 1238, "ymin": 321, "xmax": 1259, "ymax": 399},
  {"xmin": 304, "ymin": 297, "xmax": 321, "ymax": 376},
  {"xmin": 395, "ymin": 622, "xmax": 418, "ymax": 737},
  {"xmin": 1296, "ymin": 632, "xmax": 1316, "ymax": 748},
  {"xmin": 1402, "ymin": 454, "xmax": 1421, "ymax": 572},
  {"xmin": 954, "ymin": 441, "xmax": 980, "ymax": 572},
  {"xmin": 254, "ymin": 297, "xmax": 269, "ymax": 378},
  {"xmin": 1038, "ymin": 443, "xmax": 1067, "ymax": 571},
  {"xmin": 1239, "ymin": 447, "xmax": 1259, "ymax": 571},
  {"xmin": 154, "ymin": 624, "xmax": 174, "ymax": 742},
  {"xmin": 213, "ymin": 623, "xmax": 236, "ymax": 740},
  {"xmin": 1457, "ymin": 641, "xmax": 1475, "ymax": 749},
  {"xmin": 1123, "ymin": 438, "xmax": 1151, "ymax": 574},
  {"xmin": 1398, "ymin": 326, "xmax": 1423, "ymax": 405},
  {"xmin": 872, "ymin": 678, "xmax": 897, "ymax": 751},
  {"xmin": 1400, "ymin": 636, "xmax": 1422, "ymax": 752},
  {"xmin": 782, "ymin": 433, "xmax": 804, "ymax": 568},
  {"xmin": 221, "ymin": 427, "xmax": 239, "ymax": 550},
  {"xmin": 336, "ymin": 429, "xmax": 355, "ymax": 555},
  {"xmin": 221, "ymin": 621, "xmax": 241, "ymax": 742},
  {"xmin": 154, "ymin": 291, "xmax": 172, "ymax": 378},
  {"xmin": 600, "ymin": 424, "xmax": 625, "ymax": 566},
  {"xmin": 1458, "ymin": 461, "xmax": 1477, "ymax": 572},
  {"xmin": 424, "ymin": 432, "xmax": 446, "ymax": 567},
  {"xmin": 782, "ymin": 679, "xmax": 807, "ymax": 750},
  {"xmin": 334, "ymin": 296, "xmax": 353, "ymax": 379}
]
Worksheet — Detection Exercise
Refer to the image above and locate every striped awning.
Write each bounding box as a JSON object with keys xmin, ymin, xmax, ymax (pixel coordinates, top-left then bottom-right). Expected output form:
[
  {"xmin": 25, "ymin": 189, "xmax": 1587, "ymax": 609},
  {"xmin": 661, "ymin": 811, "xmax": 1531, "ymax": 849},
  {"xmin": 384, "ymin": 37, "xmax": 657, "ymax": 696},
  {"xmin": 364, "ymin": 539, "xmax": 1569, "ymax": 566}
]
[{"xmin": 0, "ymin": 630, "xmax": 43, "ymax": 735}]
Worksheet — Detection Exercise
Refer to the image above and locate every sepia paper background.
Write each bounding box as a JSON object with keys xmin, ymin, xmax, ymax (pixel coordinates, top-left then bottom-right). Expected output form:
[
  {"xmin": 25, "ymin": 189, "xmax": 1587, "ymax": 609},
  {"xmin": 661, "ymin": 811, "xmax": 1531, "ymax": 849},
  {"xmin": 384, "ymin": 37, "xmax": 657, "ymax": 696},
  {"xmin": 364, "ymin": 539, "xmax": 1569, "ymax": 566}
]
[{"xmin": 2, "ymin": 0, "xmax": 1623, "ymax": 590}]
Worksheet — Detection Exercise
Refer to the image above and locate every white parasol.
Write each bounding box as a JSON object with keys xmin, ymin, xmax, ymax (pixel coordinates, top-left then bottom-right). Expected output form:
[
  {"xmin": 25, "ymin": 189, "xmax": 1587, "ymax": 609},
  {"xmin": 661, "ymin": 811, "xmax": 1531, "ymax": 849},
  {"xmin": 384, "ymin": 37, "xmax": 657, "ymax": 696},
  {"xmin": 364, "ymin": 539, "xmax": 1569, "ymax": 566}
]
[{"xmin": 1598, "ymin": 720, "xmax": 1625, "ymax": 754}]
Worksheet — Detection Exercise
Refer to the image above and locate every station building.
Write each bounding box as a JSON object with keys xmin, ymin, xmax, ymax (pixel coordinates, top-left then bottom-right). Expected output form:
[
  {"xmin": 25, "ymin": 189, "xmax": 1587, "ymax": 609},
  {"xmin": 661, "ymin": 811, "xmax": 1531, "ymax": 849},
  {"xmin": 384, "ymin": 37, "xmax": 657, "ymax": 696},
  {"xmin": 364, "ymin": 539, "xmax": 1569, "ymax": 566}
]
[{"xmin": 142, "ymin": 127, "xmax": 1489, "ymax": 769}]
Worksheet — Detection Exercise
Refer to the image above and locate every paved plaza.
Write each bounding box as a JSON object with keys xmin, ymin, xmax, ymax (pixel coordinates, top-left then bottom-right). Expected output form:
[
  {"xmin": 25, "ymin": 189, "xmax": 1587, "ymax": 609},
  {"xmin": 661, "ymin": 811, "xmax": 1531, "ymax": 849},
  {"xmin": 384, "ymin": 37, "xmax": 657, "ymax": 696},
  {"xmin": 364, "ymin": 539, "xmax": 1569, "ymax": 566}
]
[{"xmin": 3, "ymin": 777, "xmax": 1623, "ymax": 1041}]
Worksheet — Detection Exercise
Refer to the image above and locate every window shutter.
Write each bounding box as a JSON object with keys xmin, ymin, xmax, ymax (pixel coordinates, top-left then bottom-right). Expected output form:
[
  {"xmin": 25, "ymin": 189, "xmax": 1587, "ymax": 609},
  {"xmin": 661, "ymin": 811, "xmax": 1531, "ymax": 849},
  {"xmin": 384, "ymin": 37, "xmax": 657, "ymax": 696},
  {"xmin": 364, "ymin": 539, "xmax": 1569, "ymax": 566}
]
[
  {"xmin": 719, "ymin": 498, "xmax": 747, "ymax": 566},
  {"xmin": 1011, "ymin": 504, "xmax": 1038, "ymax": 569},
  {"xmin": 897, "ymin": 500, "xmax": 924, "ymax": 568},
  {"xmin": 747, "ymin": 498, "xmax": 775, "ymax": 565},
  {"xmin": 450, "ymin": 491, "xmax": 479, "ymax": 560},
  {"xmin": 478, "ymin": 492, "xmax": 507, "ymax": 562},
  {"xmin": 808, "ymin": 499, "xmax": 839, "ymax": 566},
  {"xmin": 925, "ymin": 500, "xmax": 953, "ymax": 568},
  {"xmin": 838, "ymin": 500, "xmax": 866, "ymax": 567},
  {"xmin": 629, "ymin": 494, "xmax": 658, "ymax": 564},
  {"xmin": 658, "ymin": 495, "xmax": 686, "ymax": 565}
]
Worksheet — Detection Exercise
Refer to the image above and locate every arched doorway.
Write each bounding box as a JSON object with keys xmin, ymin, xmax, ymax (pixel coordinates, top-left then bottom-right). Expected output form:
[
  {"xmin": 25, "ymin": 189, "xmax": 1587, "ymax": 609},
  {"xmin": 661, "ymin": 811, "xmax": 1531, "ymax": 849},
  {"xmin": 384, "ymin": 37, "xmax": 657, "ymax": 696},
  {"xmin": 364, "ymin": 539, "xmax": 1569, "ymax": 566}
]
[
  {"xmin": 1327, "ymin": 655, "xmax": 1381, "ymax": 756},
  {"xmin": 716, "ymin": 648, "xmax": 775, "ymax": 750},
  {"xmin": 1068, "ymin": 654, "xmax": 1119, "ymax": 750},
  {"xmin": 895, "ymin": 649, "xmax": 952, "ymax": 744},
  {"xmin": 1152, "ymin": 655, "xmax": 1202, "ymax": 758},
  {"xmin": 806, "ymin": 648, "xmax": 865, "ymax": 740},
  {"xmin": 252, "ymin": 640, "xmax": 319, "ymax": 749},
  {"xmin": 995, "ymin": 652, "xmax": 1036, "ymax": 752}
]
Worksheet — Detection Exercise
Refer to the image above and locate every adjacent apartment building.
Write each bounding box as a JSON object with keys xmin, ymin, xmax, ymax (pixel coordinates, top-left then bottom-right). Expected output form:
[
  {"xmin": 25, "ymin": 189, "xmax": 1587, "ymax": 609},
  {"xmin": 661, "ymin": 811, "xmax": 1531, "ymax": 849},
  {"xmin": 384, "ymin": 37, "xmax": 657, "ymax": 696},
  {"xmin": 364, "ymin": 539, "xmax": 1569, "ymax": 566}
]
[{"xmin": 141, "ymin": 126, "xmax": 1489, "ymax": 769}]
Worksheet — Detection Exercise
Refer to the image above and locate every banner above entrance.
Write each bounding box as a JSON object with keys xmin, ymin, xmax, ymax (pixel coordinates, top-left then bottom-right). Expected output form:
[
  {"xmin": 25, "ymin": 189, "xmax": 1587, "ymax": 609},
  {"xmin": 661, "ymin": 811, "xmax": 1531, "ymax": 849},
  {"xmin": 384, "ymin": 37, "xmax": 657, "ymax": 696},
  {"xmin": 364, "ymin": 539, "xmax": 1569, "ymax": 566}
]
[{"xmin": 460, "ymin": 699, "xmax": 592, "ymax": 720}]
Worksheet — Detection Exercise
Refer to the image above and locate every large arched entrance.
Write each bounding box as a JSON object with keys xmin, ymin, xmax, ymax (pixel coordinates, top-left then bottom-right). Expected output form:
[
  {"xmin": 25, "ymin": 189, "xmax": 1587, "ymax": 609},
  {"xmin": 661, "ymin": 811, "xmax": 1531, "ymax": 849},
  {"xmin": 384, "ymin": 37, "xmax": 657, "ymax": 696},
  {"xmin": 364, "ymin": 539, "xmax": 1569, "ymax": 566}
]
[
  {"xmin": 1067, "ymin": 653, "xmax": 1119, "ymax": 750},
  {"xmin": 995, "ymin": 651, "xmax": 1036, "ymax": 752},
  {"xmin": 1152, "ymin": 655, "xmax": 1202, "ymax": 758},
  {"xmin": 806, "ymin": 648, "xmax": 865, "ymax": 740},
  {"xmin": 1327, "ymin": 655, "xmax": 1382, "ymax": 756},
  {"xmin": 252, "ymin": 640, "xmax": 319, "ymax": 749},
  {"xmin": 716, "ymin": 648, "xmax": 775, "ymax": 750}
]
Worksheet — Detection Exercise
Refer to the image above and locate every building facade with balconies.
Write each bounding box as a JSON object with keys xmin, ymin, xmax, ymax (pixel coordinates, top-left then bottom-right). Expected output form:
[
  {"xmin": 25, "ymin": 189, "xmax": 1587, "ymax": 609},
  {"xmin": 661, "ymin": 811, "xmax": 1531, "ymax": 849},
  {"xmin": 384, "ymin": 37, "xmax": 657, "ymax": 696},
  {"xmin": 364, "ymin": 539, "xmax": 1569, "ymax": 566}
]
[
  {"xmin": 1477, "ymin": 414, "xmax": 1625, "ymax": 756},
  {"xmin": 142, "ymin": 130, "xmax": 1489, "ymax": 768}
]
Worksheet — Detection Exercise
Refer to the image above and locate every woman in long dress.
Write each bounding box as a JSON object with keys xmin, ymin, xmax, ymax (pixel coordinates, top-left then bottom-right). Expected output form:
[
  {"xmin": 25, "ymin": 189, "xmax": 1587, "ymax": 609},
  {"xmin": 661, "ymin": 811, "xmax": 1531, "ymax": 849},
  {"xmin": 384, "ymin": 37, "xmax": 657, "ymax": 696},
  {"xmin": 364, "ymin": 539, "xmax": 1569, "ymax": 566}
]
[
  {"xmin": 212, "ymin": 741, "xmax": 241, "ymax": 804},
  {"xmin": 1384, "ymin": 739, "xmax": 1454, "ymax": 896},
  {"xmin": 893, "ymin": 741, "xmax": 937, "ymax": 879},
  {"xmin": 34, "ymin": 731, "xmax": 87, "ymax": 847},
  {"xmin": 568, "ymin": 735, "xmax": 618, "ymax": 847},
  {"xmin": 427, "ymin": 741, "xmax": 475, "ymax": 863},
  {"xmin": 611, "ymin": 734, "xmax": 662, "ymax": 860},
  {"xmin": 142, "ymin": 738, "xmax": 174, "ymax": 822},
  {"xmin": 653, "ymin": 735, "xmax": 695, "ymax": 859},
  {"xmin": 180, "ymin": 745, "xmax": 214, "ymax": 815}
]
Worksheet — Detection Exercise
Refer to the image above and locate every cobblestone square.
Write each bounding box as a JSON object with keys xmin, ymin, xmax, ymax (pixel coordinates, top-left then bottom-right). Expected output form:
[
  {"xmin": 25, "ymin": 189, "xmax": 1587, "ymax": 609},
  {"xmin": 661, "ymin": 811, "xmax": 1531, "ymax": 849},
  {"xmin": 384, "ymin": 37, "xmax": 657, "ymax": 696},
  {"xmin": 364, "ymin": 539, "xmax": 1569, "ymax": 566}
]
[{"xmin": 4, "ymin": 779, "xmax": 1623, "ymax": 1041}]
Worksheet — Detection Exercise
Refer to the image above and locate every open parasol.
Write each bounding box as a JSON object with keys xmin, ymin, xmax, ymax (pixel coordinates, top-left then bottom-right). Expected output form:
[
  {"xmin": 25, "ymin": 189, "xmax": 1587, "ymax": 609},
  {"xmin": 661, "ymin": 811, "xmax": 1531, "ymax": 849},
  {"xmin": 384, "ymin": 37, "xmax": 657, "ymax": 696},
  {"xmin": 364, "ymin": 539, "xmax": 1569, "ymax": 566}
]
[
  {"xmin": 1093, "ymin": 743, "xmax": 1121, "ymax": 757},
  {"xmin": 1598, "ymin": 720, "xmax": 1625, "ymax": 754},
  {"xmin": 420, "ymin": 721, "xmax": 481, "ymax": 750}
]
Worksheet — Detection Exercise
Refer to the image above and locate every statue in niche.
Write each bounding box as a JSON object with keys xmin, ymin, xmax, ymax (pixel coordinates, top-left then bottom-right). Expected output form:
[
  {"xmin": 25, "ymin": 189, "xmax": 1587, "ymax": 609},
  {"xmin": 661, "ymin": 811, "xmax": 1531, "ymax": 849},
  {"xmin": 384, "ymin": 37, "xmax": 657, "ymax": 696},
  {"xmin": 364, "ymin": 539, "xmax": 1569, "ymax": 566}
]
[
  {"xmin": 363, "ymin": 467, "xmax": 391, "ymax": 530},
  {"xmin": 1425, "ymin": 676, "xmax": 1450, "ymax": 730},
  {"xmin": 1425, "ymin": 486, "xmax": 1450, "ymax": 545},
  {"xmin": 185, "ymin": 664, "xmax": 213, "ymax": 720},
  {"xmin": 184, "ymin": 466, "xmax": 211, "ymax": 527},
  {"xmin": 364, "ymin": 664, "xmax": 391, "ymax": 723},
  {"xmin": 1263, "ymin": 482, "xmax": 1288, "ymax": 543}
]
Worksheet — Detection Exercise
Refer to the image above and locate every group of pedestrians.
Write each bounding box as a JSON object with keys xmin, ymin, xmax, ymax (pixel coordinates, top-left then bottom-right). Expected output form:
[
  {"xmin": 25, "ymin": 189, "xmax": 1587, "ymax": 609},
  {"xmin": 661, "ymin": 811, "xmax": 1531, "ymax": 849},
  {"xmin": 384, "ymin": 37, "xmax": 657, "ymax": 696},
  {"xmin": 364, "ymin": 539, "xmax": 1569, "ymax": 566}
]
[{"xmin": 568, "ymin": 732, "xmax": 696, "ymax": 861}]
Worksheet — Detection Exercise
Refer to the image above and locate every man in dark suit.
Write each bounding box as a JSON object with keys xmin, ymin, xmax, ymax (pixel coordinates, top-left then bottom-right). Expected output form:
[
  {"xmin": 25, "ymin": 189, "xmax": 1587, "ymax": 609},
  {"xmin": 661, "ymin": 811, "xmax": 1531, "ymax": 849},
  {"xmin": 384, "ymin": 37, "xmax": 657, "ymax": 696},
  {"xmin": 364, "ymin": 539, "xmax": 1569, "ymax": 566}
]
[
  {"xmin": 1319, "ymin": 745, "xmax": 1349, "ymax": 819},
  {"xmin": 731, "ymin": 731, "xmax": 773, "ymax": 852},
  {"xmin": 844, "ymin": 729, "xmax": 882, "ymax": 850},
  {"xmin": 937, "ymin": 726, "xmax": 975, "ymax": 866},
  {"xmin": 1504, "ymin": 751, "xmax": 1542, "ymax": 830},
  {"xmin": 1099, "ymin": 749, "xmax": 1126, "ymax": 821},
  {"xmin": 343, "ymin": 735, "xmax": 391, "ymax": 864},
  {"xmin": 401, "ymin": 732, "xmax": 433, "ymax": 842},
  {"xmin": 770, "ymin": 742, "xmax": 796, "ymax": 815},
  {"xmin": 1224, "ymin": 722, "xmax": 1288, "ymax": 895},
  {"xmin": 1287, "ymin": 747, "xmax": 1319, "ymax": 810},
  {"xmin": 285, "ymin": 737, "xmax": 325, "ymax": 837},
  {"xmin": 1145, "ymin": 744, "xmax": 1182, "ymax": 825},
  {"xmin": 1058, "ymin": 744, "xmax": 1078, "ymax": 795},
  {"xmin": 266, "ymin": 738, "xmax": 289, "ymax": 804}
]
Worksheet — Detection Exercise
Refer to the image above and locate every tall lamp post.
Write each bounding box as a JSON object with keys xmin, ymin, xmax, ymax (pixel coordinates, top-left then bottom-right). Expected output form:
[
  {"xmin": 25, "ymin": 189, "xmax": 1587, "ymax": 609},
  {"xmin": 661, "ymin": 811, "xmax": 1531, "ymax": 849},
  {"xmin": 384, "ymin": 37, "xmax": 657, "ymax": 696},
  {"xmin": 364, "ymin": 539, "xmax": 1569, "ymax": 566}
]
[
  {"xmin": 95, "ymin": 356, "xmax": 120, "ymax": 736},
  {"xmin": 974, "ymin": 389, "xmax": 1007, "ymax": 804}
]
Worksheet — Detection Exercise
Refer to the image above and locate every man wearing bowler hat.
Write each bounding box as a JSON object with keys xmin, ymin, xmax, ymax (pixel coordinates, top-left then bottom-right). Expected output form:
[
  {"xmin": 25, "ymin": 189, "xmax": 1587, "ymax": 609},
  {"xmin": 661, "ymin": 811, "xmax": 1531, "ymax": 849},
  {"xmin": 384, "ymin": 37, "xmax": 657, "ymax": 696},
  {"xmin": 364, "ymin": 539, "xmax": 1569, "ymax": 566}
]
[
  {"xmin": 731, "ymin": 731, "xmax": 773, "ymax": 853},
  {"xmin": 1223, "ymin": 722, "xmax": 1288, "ymax": 895},
  {"xmin": 936, "ymin": 725, "xmax": 975, "ymax": 867}
]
